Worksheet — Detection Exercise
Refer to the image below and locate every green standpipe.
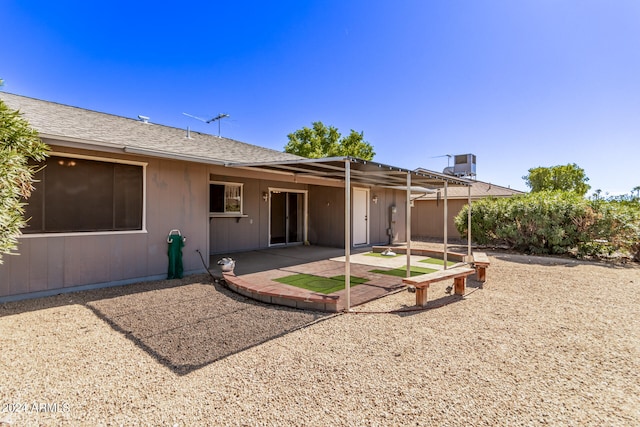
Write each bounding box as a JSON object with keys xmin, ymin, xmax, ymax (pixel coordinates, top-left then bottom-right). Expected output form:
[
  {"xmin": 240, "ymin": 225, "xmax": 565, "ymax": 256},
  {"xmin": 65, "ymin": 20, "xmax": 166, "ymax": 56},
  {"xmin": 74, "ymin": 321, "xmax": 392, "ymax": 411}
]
[{"xmin": 167, "ymin": 233, "xmax": 185, "ymax": 279}]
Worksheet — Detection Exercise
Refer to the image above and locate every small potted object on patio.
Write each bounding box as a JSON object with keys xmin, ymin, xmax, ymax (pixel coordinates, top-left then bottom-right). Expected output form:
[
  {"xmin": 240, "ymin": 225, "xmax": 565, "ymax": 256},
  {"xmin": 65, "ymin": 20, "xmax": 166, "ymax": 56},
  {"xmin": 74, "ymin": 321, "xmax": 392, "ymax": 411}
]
[
  {"xmin": 217, "ymin": 257, "xmax": 236, "ymax": 273},
  {"xmin": 381, "ymin": 248, "xmax": 397, "ymax": 256}
]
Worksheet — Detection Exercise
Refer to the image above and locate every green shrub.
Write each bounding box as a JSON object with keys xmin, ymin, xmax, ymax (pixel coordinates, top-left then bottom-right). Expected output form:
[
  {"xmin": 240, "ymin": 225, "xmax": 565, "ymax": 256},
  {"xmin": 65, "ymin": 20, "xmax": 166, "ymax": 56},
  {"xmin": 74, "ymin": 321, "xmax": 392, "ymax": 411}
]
[
  {"xmin": 0, "ymin": 99, "xmax": 49, "ymax": 261},
  {"xmin": 587, "ymin": 200, "xmax": 640, "ymax": 261},
  {"xmin": 455, "ymin": 191, "xmax": 640, "ymax": 260}
]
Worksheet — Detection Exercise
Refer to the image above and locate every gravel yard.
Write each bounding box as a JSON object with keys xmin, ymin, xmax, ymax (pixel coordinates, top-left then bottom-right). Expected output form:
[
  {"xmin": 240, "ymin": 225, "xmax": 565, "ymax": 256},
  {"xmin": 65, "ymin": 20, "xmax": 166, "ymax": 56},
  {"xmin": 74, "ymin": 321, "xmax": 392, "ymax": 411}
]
[{"xmin": 1, "ymin": 249, "xmax": 639, "ymax": 426}]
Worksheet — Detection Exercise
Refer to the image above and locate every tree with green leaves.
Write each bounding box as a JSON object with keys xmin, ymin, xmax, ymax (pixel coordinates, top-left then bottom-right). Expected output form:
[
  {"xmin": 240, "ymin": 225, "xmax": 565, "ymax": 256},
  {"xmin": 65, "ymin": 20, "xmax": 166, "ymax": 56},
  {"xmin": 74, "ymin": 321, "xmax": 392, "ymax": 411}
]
[
  {"xmin": 284, "ymin": 121, "xmax": 375, "ymax": 160},
  {"xmin": 592, "ymin": 189, "xmax": 603, "ymax": 201},
  {"xmin": 523, "ymin": 163, "xmax": 591, "ymax": 196},
  {"xmin": 0, "ymin": 81, "xmax": 49, "ymax": 262}
]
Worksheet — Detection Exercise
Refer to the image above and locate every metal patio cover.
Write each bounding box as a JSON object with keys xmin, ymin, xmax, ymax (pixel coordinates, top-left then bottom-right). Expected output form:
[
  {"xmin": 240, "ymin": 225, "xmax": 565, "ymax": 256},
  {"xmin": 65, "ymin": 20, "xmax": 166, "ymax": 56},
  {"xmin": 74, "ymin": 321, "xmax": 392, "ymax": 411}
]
[
  {"xmin": 228, "ymin": 156, "xmax": 473, "ymax": 311},
  {"xmin": 227, "ymin": 156, "xmax": 471, "ymax": 190}
]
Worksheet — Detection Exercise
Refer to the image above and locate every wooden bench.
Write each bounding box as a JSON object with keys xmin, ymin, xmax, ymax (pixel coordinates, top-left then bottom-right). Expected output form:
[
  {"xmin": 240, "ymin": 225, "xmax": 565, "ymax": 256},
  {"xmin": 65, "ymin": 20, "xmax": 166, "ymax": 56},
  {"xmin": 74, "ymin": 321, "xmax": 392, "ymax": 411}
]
[
  {"xmin": 402, "ymin": 266, "xmax": 476, "ymax": 307},
  {"xmin": 472, "ymin": 252, "xmax": 490, "ymax": 282}
]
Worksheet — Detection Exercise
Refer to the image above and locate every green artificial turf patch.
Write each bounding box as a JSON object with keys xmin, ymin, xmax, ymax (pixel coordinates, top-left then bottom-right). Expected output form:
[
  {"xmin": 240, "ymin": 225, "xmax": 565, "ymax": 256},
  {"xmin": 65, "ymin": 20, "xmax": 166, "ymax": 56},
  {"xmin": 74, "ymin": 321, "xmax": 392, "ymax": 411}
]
[
  {"xmin": 330, "ymin": 275, "xmax": 368, "ymax": 285},
  {"xmin": 419, "ymin": 257, "xmax": 457, "ymax": 267},
  {"xmin": 369, "ymin": 265, "xmax": 437, "ymax": 277},
  {"xmin": 275, "ymin": 274, "xmax": 368, "ymax": 294},
  {"xmin": 364, "ymin": 251, "xmax": 402, "ymax": 258}
]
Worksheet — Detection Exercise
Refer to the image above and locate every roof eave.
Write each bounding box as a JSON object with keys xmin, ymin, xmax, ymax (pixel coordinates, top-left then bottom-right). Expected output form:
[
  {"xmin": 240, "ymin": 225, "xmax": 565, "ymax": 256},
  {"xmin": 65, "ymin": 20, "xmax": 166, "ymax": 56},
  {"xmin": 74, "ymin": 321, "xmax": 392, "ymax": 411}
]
[{"xmin": 41, "ymin": 133, "xmax": 228, "ymax": 166}]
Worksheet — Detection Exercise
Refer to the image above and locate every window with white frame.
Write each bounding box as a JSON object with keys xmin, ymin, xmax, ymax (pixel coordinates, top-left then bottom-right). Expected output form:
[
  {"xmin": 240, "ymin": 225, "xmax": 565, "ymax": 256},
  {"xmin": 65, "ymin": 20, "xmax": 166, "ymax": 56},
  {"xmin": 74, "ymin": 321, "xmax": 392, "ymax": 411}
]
[
  {"xmin": 23, "ymin": 155, "xmax": 144, "ymax": 233},
  {"xmin": 210, "ymin": 182, "xmax": 243, "ymax": 215}
]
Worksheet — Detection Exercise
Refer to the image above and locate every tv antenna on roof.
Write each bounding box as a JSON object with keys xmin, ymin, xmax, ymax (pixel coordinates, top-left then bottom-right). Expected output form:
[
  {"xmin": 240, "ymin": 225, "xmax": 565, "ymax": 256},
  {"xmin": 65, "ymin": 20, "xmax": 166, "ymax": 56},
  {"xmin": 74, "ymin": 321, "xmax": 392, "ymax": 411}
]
[
  {"xmin": 182, "ymin": 112, "xmax": 230, "ymax": 137},
  {"xmin": 431, "ymin": 154, "xmax": 453, "ymax": 167}
]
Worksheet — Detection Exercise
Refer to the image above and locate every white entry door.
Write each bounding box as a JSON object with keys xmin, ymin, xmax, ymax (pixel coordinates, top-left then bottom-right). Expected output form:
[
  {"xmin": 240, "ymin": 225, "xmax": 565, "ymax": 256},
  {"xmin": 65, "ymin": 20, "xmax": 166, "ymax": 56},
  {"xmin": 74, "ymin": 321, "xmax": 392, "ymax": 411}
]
[{"xmin": 352, "ymin": 187, "xmax": 369, "ymax": 245}]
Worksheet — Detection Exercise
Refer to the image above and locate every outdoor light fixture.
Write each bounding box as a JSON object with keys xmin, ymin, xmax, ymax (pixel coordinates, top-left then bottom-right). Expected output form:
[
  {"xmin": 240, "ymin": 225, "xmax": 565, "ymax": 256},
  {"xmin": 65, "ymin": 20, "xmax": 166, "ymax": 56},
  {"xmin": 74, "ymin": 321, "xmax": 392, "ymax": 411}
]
[
  {"xmin": 57, "ymin": 159, "xmax": 77, "ymax": 167},
  {"xmin": 262, "ymin": 192, "xmax": 268, "ymax": 202},
  {"xmin": 372, "ymin": 195, "xmax": 378, "ymax": 204}
]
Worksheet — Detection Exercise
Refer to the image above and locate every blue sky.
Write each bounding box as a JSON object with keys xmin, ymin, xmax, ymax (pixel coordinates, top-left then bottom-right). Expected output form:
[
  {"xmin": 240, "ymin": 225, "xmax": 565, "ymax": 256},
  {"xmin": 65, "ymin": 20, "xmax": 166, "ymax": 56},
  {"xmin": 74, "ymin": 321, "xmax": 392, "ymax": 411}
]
[{"xmin": 2, "ymin": 1, "xmax": 639, "ymax": 195}]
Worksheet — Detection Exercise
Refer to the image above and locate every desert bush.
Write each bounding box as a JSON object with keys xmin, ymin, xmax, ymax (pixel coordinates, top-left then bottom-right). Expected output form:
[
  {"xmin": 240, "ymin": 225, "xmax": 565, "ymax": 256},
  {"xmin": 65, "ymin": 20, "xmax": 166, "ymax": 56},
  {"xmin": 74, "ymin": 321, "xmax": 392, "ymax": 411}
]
[
  {"xmin": 586, "ymin": 200, "xmax": 640, "ymax": 261},
  {"xmin": 455, "ymin": 191, "xmax": 639, "ymax": 259}
]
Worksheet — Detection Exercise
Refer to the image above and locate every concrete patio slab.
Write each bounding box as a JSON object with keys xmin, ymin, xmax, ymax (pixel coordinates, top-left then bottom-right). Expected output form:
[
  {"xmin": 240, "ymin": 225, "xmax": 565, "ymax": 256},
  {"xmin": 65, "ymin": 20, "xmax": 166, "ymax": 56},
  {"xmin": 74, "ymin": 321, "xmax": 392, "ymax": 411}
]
[
  {"xmin": 330, "ymin": 253, "xmax": 447, "ymax": 269},
  {"xmin": 214, "ymin": 246, "xmax": 412, "ymax": 312}
]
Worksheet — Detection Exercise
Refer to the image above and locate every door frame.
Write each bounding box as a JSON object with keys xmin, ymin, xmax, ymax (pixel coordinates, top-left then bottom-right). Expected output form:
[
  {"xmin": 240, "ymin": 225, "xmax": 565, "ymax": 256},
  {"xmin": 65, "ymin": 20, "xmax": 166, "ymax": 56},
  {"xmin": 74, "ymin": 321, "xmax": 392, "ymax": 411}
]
[
  {"xmin": 268, "ymin": 187, "xmax": 308, "ymax": 247},
  {"xmin": 352, "ymin": 187, "xmax": 370, "ymax": 246}
]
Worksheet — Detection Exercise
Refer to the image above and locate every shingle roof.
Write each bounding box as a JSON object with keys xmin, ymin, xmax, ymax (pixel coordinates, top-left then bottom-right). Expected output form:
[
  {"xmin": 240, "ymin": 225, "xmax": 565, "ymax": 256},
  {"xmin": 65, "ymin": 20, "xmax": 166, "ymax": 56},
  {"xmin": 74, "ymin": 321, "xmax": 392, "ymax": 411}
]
[
  {"xmin": 0, "ymin": 92, "xmax": 302, "ymax": 164},
  {"xmin": 416, "ymin": 168, "xmax": 524, "ymax": 200},
  {"xmin": 414, "ymin": 177, "xmax": 524, "ymax": 200}
]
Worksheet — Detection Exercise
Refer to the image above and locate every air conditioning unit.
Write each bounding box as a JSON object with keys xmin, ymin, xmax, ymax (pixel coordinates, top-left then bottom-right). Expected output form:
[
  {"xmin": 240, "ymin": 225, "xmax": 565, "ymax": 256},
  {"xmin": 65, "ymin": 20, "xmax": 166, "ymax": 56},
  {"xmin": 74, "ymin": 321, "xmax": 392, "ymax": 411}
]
[{"xmin": 443, "ymin": 154, "xmax": 476, "ymax": 178}]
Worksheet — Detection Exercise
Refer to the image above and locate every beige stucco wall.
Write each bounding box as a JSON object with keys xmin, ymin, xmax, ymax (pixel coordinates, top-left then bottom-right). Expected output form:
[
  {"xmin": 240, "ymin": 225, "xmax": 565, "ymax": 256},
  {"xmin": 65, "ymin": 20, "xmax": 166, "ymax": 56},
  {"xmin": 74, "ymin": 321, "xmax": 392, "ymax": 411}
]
[{"xmin": 0, "ymin": 144, "xmax": 210, "ymax": 300}]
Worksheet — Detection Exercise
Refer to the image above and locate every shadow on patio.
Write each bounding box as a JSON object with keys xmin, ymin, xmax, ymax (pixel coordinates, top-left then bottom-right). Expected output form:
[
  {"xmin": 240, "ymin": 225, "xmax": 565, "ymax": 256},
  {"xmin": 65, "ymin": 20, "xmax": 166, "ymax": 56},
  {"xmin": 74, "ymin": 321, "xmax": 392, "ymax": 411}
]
[
  {"xmin": 214, "ymin": 245, "xmax": 370, "ymax": 276},
  {"xmin": 1, "ymin": 244, "xmax": 474, "ymax": 376},
  {"xmin": 79, "ymin": 244, "xmax": 457, "ymax": 375}
]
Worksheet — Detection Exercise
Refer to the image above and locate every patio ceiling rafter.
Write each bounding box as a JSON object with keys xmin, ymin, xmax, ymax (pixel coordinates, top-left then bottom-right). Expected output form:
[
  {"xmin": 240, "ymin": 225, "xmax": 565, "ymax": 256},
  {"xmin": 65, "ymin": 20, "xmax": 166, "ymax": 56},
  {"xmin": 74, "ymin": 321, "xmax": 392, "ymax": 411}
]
[
  {"xmin": 225, "ymin": 156, "xmax": 472, "ymax": 190},
  {"xmin": 250, "ymin": 163, "xmax": 338, "ymax": 177}
]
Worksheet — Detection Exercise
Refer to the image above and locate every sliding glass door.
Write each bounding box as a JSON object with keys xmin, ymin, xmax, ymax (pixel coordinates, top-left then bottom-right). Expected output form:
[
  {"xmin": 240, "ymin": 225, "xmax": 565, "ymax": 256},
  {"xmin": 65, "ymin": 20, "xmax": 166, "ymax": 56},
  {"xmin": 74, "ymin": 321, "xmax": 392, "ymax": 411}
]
[{"xmin": 270, "ymin": 190, "xmax": 305, "ymax": 245}]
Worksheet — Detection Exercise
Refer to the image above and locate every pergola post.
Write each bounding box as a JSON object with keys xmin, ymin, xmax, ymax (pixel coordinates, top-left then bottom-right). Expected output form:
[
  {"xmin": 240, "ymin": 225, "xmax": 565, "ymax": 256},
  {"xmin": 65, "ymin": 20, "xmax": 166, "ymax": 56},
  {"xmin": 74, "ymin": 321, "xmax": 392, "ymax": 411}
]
[
  {"xmin": 443, "ymin": 181, "xmax": 448, "ymax": 269},
  {"xmin": 344, "ymin": 159, "xmax": 351, "ymax": 312},
  {"xmin": 406, "ymin": 171, "xmax": 411, "ymax": 278},
  {"xmin": 468, "ymin": 184, "xmax": 472, "ymax": 259}
]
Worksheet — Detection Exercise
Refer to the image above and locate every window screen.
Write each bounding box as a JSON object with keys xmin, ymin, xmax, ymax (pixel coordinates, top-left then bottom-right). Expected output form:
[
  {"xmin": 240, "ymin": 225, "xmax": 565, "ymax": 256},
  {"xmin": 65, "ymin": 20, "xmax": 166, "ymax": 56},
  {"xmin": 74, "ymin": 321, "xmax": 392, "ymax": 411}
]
[{"xmin": 23, "ymin": 156, "xmax": 143, "ymax": 233}]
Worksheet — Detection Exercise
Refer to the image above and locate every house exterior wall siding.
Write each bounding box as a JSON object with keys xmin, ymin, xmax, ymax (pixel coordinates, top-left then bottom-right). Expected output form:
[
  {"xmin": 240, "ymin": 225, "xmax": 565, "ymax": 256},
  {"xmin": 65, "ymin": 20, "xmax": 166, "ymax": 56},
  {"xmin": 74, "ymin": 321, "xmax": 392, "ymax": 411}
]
[
  {"xmin": 208, "ymin": 171, "xmax": 308, "ymax": 254},
  {"xmin": 308, "ymin": 185, "xmax": 345, "ymax": 247},
  {"xmin": 306, "ymin": 186, "xmax": 408, "ymax": 248},
  {"xmin": 369, "ymin": 187, "xmax": 405, "ymax": 245},
  {"xmin": 0, "ymin": 146, "xmax": 210, "ymax": 300},
  {"xmin": 411, "ymin": 199, "xmax": 467, "ymax": 239}
]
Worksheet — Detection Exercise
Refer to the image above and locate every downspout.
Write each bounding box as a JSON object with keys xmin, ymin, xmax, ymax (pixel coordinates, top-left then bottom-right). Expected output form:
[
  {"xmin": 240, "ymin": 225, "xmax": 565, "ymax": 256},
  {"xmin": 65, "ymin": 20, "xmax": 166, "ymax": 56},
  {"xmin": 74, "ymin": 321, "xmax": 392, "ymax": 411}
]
[{"xmin": 344, "ymin": 159, "xmax": 351, "ymax": 312}]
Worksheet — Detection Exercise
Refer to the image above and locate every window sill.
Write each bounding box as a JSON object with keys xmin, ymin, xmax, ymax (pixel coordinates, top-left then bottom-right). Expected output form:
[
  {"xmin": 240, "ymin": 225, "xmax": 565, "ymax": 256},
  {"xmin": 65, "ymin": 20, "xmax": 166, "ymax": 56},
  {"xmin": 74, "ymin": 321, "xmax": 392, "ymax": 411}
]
[
  {"xmin": 209, "ymin": 213, "xmax": 248, "ymax": 218},
  {"xmin": 20, "ymin": 229, "xmax": 148, "ymax": 238}
]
